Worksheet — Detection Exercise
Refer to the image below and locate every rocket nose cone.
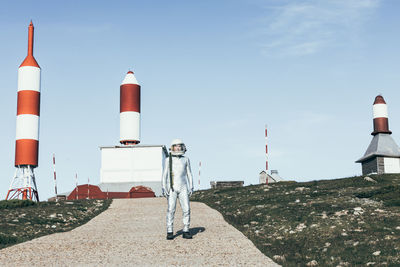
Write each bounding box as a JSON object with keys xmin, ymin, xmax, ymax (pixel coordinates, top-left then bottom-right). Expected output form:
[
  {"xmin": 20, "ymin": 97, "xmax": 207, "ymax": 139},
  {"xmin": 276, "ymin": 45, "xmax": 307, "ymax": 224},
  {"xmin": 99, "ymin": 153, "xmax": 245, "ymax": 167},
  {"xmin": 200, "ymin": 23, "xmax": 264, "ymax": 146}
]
[
  {"xmin": 121, "ymin": 71, "xmax": 139, "ymax": 85},
  {"xmin": 374, "ymin": 95, "xmax": 386, "ymax": 105}
]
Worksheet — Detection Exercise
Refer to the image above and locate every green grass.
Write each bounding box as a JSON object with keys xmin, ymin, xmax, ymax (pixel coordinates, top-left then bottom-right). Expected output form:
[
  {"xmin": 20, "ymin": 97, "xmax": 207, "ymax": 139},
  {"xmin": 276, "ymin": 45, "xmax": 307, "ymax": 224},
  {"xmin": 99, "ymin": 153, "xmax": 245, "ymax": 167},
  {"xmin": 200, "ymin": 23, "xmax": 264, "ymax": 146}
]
[
  {"xmin": 0, "ymin": 199, "xmax": 112, "ymax": 249},
  {"xmin": 192, "ymin": 174, "xmax": 400, "ymax": 266}
]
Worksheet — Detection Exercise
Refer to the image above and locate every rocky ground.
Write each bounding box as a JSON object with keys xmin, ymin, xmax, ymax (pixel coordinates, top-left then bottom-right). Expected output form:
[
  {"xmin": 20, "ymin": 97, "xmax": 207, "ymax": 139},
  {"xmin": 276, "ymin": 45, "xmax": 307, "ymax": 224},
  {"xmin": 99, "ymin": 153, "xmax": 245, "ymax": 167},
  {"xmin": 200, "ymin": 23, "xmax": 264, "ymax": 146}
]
[
  {"xmin": 0, "ymin": 199, "xmax": 111, "ymax": 249},
  {"xmin": 192, "ymin": 174, "xmax": 400, "ymax": 266}
]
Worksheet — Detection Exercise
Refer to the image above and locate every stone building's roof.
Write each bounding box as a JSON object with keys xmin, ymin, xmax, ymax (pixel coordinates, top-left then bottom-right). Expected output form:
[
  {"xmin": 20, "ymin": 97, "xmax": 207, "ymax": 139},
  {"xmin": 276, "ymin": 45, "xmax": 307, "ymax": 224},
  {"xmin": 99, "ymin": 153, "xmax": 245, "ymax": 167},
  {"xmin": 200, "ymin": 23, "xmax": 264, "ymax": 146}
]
[{"xmin": 356, "ymin": 133, "xmax": 400, "ymax": 163}]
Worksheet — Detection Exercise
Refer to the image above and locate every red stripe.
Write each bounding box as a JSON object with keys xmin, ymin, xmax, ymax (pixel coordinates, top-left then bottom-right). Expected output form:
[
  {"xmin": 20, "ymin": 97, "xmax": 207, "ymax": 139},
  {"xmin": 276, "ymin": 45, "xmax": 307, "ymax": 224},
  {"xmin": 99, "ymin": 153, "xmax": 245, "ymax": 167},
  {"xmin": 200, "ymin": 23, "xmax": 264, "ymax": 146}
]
[
  {"xmin": 266, "ymin": 145, "xmax": 268, "ymax": 154},
  {"xmin": 20, "ymin": 55, "xmax": 40, "ymax": 68},
  {"xmin": 373, "ymin": 95, "xmax": 386, "ymax": 105},
  {"xmin": 19, "ymin": 23, "xmax": 40, "ymax": 68},
  {"xmin": 372, "ymin": 118, "xmax": 392, "ymax": 135},
  {"xmin": 15, "ymin": 139, "xmax": 39, "ymax": 167},
  {"xmin": 120, "ymin": 84, "xmax": 140, "ymax": 112},
  {"xmin": 17, "ymin": 91, "xmax": 40, "ymax": 115}
]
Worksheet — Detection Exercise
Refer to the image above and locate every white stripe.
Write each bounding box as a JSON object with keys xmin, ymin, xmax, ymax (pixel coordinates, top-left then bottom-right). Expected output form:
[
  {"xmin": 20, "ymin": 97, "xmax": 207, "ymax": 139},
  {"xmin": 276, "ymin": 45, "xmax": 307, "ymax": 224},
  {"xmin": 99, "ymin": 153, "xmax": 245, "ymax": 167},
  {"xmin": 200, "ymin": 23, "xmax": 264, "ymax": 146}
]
[
  {"xmin": 120, "ymin": 111, "xmax": 140, "ymax": 141},
  {"xmin": 18, "ymin": 66, "xmax": 41, "ymax": 92},
  {"xmin": 121, "ymin": 73, "xmax": 139, "ymax": 85},
  {"xmin": 16, "ymin": 114, "xmax": 39, "ymax": 140},
  {"xmin": 373, "ymin": 104, "xmax": 388, "ymax": 118}
]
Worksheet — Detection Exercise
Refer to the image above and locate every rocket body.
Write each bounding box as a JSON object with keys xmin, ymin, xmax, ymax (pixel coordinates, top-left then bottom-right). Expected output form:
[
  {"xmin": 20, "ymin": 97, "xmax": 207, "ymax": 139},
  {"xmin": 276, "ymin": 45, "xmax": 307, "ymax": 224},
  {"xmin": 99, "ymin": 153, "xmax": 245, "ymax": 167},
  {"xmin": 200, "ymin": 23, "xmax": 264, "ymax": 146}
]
[
  {"xmin": 372, "ymin": 95, "xmax": 391, "ymax": 136},
  {"xmin": 15, "ymin": 22, "xmax": 41, "ymax": 167},
  {"xmin": 120, "ymin": 71, "xmax": 141, "ymax": 145}
]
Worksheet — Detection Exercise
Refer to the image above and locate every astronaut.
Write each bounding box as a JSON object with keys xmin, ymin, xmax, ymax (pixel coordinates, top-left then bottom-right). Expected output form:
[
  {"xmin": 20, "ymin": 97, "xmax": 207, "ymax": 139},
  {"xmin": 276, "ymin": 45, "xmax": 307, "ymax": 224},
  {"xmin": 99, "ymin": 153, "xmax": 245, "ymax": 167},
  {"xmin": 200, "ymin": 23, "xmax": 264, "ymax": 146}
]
[{"xmin": 162, "ymin": 139, "xmax": 194, "ymax": 240}]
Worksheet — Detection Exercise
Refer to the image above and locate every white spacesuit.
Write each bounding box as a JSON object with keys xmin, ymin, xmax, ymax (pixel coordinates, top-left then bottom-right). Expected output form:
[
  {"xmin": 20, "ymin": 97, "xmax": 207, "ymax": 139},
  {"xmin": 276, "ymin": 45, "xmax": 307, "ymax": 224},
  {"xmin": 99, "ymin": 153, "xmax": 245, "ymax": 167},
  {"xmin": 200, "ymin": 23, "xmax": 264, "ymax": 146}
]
[{"xmin": 162, "ymin": 139, "xmax": 194, "ymax": 240}]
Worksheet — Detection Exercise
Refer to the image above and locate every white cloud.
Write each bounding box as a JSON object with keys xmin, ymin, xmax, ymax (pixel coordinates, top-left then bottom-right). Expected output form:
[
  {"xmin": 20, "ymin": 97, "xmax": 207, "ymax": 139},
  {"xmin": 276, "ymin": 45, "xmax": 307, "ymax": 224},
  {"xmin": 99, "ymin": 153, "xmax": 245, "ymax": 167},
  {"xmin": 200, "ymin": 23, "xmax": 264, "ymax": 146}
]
[{"xmin": 257, "ymin": 0, "xmax": 381, "ymax": 56}]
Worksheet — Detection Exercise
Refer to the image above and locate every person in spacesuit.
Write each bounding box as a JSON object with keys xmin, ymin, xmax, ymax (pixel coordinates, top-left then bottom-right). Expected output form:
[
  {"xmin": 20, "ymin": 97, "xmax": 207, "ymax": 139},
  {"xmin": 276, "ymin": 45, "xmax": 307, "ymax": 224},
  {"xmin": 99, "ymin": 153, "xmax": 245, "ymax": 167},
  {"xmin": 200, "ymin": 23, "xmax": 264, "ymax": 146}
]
[{"xmin": 162, "ymin": 139, "xmax": 194, "ymax": 240}]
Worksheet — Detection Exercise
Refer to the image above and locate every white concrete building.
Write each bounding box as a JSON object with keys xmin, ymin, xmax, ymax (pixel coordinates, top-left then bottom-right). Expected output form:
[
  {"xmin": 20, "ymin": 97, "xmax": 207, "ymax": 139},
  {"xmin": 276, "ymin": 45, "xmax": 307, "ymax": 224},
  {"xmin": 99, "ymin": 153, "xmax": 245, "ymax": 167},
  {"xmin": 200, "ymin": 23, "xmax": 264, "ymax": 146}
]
[{"xmin": 99, "ymin": 145, "xmax": 168, "ymax": 196}]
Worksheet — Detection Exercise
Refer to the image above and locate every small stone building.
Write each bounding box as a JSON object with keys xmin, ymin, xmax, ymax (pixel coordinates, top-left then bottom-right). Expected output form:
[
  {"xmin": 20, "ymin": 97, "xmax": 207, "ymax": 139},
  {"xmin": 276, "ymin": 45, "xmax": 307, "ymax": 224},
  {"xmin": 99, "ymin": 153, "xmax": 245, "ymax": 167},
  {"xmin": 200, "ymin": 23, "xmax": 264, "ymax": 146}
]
[
  {"xmin": 210, "ymin": 181, "xmax": 244, "ymax": 189},
  {"xmin": 356, "ymin": 134, "xmax": 400, "ymax": 175},
  {"xmin": 356, "ymin": 95, "xmax": 400, "ymax": 175}
]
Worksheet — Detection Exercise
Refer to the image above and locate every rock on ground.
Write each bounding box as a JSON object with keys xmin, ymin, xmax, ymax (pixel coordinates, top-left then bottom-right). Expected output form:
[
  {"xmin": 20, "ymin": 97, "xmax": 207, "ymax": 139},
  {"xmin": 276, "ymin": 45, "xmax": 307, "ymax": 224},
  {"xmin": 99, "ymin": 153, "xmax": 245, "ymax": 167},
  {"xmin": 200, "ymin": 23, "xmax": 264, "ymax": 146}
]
[{"xmin": 0, "ymin": 198, "xmax": 278, "ymax": 266}]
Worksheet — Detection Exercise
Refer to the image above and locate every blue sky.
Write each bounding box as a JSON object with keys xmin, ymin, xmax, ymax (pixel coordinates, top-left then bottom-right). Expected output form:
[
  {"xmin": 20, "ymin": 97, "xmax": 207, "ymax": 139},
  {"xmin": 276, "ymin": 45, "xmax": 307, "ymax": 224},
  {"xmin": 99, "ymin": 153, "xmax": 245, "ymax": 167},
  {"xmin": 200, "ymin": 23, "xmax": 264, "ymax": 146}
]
[{"xmin": 1, "ymin": 0, "xmax": 400, "ymax": 200}]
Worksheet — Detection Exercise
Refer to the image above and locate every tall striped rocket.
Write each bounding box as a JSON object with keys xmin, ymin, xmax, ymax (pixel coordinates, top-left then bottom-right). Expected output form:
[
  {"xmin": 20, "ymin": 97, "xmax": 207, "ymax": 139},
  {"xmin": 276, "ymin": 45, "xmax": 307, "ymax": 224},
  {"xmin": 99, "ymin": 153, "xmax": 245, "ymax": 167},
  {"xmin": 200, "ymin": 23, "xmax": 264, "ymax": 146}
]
[
  {"xmin": 120, "ymin": 71, "xmax": 141, "ymax": 145},
  {"xmin": 372, "ymin": 95, "xmax": 391, "ymax": 135},
  {"xmin": 15, "ymin": 21, "xmax": 41, "ymax": 167}
]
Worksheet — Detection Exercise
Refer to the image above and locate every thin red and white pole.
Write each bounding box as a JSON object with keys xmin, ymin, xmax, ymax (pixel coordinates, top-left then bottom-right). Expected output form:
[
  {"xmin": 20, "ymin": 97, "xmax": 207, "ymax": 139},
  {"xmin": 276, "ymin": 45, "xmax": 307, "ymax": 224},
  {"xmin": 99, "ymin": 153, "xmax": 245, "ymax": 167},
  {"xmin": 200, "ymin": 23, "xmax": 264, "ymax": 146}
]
[
  {"xmin": 87, "ymin": 177, "xmax": 90, "ymax": 199},
  {"xmin": 265, "ymin": 124, "xmax": 269, "ymax": 185},
  {"xmin": 198, "ymin": 161, "xmax": 201, "ymax": 188},
  {"xmin": 52, "ymin": 153, "xmax": 58, "ymax": 201},
  {"xmin": 75, "ymin": 173, "xmax": 78, "ymax": 200}
]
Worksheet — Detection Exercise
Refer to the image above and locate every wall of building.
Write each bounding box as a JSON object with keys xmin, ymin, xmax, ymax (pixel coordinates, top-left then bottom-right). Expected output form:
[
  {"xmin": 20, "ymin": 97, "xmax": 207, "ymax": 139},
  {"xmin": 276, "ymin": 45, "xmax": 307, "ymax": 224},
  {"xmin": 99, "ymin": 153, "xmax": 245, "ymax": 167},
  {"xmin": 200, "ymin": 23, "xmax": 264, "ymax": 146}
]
[
  {"xmin": 99, "ymin": 146, "xmax": 167, "ymax": 196},
  {"xmin": 383, "ymin": 157, "xmax": 400, "ymax": 173},
  {"xmin": 210, "ymin": 181, "xmax": 244, "ymax": 189},
  {"xmin": 362, "ymin": 157, "xmax": 385, "ymax": 175}
]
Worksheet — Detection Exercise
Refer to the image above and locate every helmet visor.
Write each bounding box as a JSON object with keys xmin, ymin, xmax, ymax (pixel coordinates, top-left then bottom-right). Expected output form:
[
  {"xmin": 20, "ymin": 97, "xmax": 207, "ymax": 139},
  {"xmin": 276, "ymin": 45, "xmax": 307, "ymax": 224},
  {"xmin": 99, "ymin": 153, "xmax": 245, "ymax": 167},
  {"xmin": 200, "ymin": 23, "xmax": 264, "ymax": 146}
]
[{"xmin": 172, "ymin": 144, "xmax": 185, "ymax": 152}]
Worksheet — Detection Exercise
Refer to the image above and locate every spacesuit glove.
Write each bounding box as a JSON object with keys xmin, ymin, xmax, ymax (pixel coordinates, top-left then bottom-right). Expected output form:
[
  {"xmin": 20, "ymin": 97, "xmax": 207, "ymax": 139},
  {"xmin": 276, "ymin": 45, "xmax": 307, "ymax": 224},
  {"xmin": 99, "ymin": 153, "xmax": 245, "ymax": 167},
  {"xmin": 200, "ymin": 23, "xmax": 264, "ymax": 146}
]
[
  {"xmin": 162, "ymin": 188, "xmax": 169, "ymax": 197},
  {"xmin": 188, "ymin": 188, "xmax": 194, "ymax": 197}
]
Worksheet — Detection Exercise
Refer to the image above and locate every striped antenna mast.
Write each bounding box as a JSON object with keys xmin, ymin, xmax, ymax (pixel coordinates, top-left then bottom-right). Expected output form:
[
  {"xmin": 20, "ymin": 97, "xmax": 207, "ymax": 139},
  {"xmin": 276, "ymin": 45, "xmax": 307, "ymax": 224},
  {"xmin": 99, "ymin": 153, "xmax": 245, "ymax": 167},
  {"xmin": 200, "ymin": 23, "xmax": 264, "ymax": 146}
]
[
  {"xmin": 52, "ymin": 154, "xmax": 58, "ymax": 202},
  {"xmin": 198, "ymin": 161, "xmax": 201, "ymax": 188},
  {"xmin": 75, "ymin": 173, "xmax": 78, "ymax": 200},
  {"xmin": 265, "ymin": 124, "xmax": 269, "ymax": 185},
  {"xmin": 87, "ymin": 177, "xmax": 90, "ymax": 199}
]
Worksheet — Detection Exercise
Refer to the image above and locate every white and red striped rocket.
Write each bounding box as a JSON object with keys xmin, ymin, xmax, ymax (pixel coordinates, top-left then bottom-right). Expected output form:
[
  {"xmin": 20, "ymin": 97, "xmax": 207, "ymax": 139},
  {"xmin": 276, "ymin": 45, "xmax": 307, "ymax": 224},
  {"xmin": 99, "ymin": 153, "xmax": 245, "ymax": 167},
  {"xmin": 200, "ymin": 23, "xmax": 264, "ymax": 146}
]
[
  {"xmin": 120, "ymin": 71, "xmax": 141, "ymax": 145},
  {"xmin": 6, "ymin": 21, "xmax": 41, "ymax": 201},
  {"xmin": 372, "ymin": 95, "xmax": 391, "ymax": 135},
  {"xmin": 15, "ymin": 21, "xmax": 41, "ymax": 167}
]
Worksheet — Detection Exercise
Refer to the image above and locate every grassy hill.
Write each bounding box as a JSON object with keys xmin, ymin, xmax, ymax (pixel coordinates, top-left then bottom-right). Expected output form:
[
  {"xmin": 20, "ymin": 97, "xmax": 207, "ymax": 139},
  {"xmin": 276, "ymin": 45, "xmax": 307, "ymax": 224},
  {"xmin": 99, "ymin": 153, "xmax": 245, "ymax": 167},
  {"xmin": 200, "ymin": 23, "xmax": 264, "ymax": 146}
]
[
  {"xmin": 192, "ymin": 174, "xmax": 400, "ymax": 266},
  {"xmin": 0, "ymin": 199, "xmax": 111, "ymax": 250}
]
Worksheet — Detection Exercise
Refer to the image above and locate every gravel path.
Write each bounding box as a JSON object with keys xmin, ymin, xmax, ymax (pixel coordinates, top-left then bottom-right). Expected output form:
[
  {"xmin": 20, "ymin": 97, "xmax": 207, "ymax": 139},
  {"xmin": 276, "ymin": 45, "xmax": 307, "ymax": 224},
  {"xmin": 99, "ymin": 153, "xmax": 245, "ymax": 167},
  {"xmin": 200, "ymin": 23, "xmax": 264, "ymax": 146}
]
[{"xmin": 0, "ymin": 198, "xmax": 278, "ymax": 266}]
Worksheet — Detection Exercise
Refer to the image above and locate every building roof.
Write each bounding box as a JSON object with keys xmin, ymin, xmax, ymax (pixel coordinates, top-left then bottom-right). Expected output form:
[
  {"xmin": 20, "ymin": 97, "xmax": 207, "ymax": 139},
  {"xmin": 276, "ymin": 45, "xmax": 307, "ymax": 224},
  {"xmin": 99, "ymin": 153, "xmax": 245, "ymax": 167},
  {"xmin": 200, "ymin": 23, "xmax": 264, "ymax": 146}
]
[
  {"xmin": 100, "ymin": 144, "xmax": 168, "ymax": 156},
  {"xmin": 270, "ymin": 171, "xmax": 284, "ymax": 182},
  {"xmin": 356, "ymin": 133, "xmax": 400, "ymax": 162}
]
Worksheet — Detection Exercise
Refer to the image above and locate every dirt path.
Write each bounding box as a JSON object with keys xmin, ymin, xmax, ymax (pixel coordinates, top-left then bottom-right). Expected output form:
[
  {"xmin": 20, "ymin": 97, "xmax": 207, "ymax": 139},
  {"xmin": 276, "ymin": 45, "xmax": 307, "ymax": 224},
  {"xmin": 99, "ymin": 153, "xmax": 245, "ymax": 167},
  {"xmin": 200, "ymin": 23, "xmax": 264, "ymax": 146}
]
[{"xmin": 0, "ymin": 198, "xmax": 278, "ymax": 266}]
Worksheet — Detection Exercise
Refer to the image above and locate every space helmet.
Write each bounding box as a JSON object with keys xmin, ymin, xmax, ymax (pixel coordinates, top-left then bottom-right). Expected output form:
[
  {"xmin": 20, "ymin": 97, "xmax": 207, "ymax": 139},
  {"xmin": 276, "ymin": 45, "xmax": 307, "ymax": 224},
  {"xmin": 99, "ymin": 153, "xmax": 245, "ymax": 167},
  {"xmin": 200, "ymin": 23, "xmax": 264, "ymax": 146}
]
[{"xmin": 170, "ymin": 138, "xmax": 187, "ymax": 156}]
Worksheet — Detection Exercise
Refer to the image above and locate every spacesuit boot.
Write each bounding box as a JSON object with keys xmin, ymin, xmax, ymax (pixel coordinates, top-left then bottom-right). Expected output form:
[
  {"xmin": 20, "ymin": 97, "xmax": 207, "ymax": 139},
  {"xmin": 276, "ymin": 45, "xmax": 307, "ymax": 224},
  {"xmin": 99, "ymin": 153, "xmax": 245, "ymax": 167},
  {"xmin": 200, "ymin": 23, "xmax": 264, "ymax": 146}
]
[
  {"xmin": 166, "ymin": 232, "xmax": 174, "ymax": 240},
  {"xmin": 182, "ymin": 231, "xmax": 192, "ymax": 239}
]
